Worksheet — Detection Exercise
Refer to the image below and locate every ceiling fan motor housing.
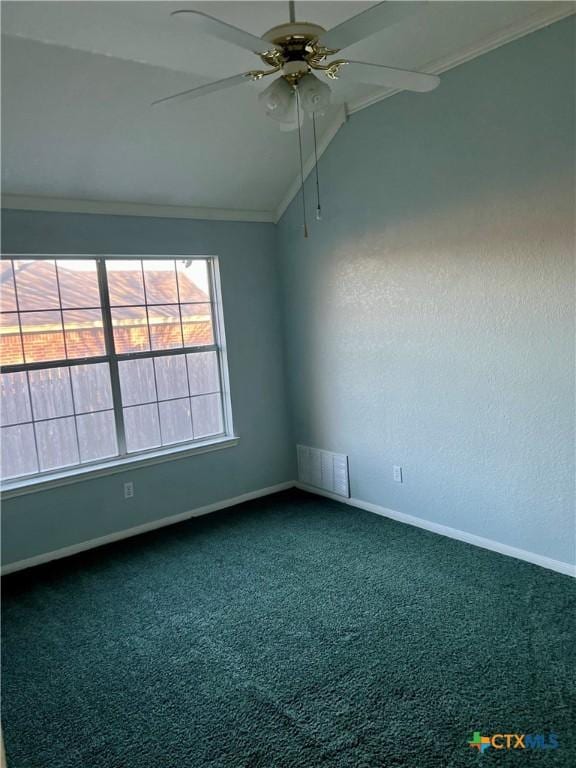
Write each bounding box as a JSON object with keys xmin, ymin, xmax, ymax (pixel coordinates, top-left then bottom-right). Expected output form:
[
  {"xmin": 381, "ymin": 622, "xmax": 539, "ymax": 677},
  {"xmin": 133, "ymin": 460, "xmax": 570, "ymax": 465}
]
[
  {"xmin": 262, "ymin": 22, "xmax": 326, "ymax": 48},
  {"xmin": 260, "ymin": 22, "xmax": 331, "ymax": 80}
]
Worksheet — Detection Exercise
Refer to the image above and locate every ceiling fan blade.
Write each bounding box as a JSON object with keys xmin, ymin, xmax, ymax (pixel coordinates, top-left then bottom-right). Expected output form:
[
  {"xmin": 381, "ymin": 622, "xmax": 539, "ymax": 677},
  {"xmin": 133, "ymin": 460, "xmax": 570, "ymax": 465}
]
[
  {"xmin": 152, "ymin": 73, "xmax": 252, "ymax": 107},
  {"xmin": 318, "ymin": 1, "xmax": 426, "ymax": 52},
  {"xmin": 171, "ymin": 10, "xmax": 281, "ymax": 55},
  {"xmin": 340, "ymin": 61, "xmax": 440, "ymax": 92}
]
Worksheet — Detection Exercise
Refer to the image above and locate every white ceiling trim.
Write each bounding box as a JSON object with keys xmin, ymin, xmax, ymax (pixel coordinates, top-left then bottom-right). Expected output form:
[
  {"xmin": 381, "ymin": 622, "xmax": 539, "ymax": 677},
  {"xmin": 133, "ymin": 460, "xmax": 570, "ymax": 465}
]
[
  {"xmin": 3, "ymin": 4, "xmax": 574, "ymax": 226},
  {"xmin": 348, "ymin": 1, "xmax": 576, "ymax": 115},
  {"xmin": 1, "ymin": 194, "xmax": 275, "ymax": 223},
  {"xmin": 273, "ymin": 105, "xmax": 348, "ymax": 224},
  {"xmin": 274, "ymin": 2, "xmax": 575, "ymax": 222}
]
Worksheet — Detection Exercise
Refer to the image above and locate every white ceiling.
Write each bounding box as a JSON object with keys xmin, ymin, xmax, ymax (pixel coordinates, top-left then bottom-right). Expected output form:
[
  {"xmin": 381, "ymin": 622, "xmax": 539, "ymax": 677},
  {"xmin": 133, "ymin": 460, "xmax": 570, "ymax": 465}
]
[{"xmin": 1, "ymin": 1, "xmax": 573, "ymax": 218}]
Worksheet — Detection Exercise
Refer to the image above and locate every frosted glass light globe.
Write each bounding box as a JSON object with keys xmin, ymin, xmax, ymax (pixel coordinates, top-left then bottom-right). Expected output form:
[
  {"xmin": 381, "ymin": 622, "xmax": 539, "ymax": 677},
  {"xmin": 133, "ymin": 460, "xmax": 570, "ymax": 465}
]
[
  {"xmin": 298, "ymin": 73, "xmax": 331, "ymax": 113},
  {"xmin": 258, "ymin": 78, "xmax": 295, "ymax": 122}
]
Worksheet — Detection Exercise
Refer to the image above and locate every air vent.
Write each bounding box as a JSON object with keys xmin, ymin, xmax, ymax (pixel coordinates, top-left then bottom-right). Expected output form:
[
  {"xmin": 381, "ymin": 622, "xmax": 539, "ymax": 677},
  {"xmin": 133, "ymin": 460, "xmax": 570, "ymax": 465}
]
[{"xmin": 297, "ymin": 445, "xmax": 350, "ymax": 498}]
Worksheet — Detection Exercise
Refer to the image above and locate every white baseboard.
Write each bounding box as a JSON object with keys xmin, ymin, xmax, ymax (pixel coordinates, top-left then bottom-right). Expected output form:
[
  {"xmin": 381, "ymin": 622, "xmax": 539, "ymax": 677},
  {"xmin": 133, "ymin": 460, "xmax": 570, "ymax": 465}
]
[
  {"xmin": 4, "ymin": 480, "xmax": 574, "ymax": 578},
  {"xmin": 295, "ymin": 482, "xmax": 575, "ymax": 578},
  {"xmin": 1, "ymin": 481, "xmax": 294, "ymax": 576}
]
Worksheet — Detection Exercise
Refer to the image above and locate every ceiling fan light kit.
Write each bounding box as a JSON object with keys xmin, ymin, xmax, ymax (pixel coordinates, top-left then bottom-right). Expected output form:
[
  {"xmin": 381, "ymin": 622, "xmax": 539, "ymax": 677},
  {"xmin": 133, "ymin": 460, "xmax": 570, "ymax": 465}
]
[
  {"xmin": 155, "ymin": 2, "xmax": 441, "ymax": 236},
  {"xmin": 298, "ymin": 73, "xmax": 331, "ymax": 114},
  {"xmin": 259, "ymin": 78, "xmax": 293, "ymax": 120}
]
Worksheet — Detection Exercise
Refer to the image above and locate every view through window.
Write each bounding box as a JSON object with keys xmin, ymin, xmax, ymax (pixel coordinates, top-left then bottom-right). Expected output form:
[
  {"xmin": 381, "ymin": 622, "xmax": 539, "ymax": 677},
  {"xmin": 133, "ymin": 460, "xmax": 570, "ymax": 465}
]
[{"xmin": 0, "ymin": 257, "xmax": 229, "ymax": 482}]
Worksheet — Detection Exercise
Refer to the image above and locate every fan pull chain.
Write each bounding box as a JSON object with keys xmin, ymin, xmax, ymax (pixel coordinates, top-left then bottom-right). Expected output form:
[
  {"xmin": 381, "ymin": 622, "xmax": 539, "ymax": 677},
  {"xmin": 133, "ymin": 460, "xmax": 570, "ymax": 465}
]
[
  {"xmin": 312, "ymin": 112, "xmax": 322, "ymax": 221},
  {"xmin": 295, "ymin": 88, "xmax": 308, "ymax": 239}
]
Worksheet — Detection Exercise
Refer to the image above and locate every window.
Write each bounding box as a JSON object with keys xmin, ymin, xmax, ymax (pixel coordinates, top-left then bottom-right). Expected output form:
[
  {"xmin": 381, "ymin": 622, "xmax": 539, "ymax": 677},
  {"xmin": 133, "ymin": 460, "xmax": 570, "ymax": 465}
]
[{"xmin": 0, "ymin": 257, "xmax": 232, "ymax": 483}]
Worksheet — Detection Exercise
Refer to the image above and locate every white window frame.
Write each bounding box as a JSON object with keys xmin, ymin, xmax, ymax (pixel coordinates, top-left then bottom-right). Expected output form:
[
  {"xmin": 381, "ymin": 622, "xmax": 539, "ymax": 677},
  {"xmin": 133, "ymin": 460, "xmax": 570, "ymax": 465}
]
[{"xmin": 0, "ymin": 254, "xmax": 237, "ymax": 499}]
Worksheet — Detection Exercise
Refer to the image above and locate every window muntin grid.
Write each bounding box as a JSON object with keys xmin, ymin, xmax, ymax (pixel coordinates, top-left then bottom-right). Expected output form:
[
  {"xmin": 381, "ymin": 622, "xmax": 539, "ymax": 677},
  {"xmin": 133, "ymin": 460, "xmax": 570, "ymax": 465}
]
[{"xmin": 0, "ymin": 257, "xmax": 228, "ymax": 483}]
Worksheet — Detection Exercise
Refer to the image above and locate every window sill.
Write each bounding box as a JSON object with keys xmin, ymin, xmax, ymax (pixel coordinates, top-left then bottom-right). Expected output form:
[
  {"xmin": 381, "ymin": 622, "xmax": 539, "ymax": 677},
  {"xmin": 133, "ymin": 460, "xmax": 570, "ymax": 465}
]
[{"xmin": 0, "ymin": 436, "xmax": 240, "ymax": 499}]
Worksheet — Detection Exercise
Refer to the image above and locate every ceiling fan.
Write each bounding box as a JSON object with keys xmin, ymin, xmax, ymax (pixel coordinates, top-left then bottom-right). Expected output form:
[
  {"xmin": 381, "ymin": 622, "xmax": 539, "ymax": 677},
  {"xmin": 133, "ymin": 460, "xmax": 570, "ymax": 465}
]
[{"xmin": 153, "ymin": 1, "xmax": 440, "ymax": 128}]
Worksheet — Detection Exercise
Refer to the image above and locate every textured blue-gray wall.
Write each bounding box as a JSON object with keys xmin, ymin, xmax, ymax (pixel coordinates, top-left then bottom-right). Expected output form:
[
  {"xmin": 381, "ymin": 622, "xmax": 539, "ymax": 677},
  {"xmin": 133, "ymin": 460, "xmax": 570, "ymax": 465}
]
[
  {"xmin": 2, "ymin": 18, "xmax": 574, "ymax": 569},
  {"xmin": 1, "ymin": 211, "xmax": 295, "ymax": 564},
  {"xmin": 277, "ymin": 17, "xmax": 575, "ymax": 565}
]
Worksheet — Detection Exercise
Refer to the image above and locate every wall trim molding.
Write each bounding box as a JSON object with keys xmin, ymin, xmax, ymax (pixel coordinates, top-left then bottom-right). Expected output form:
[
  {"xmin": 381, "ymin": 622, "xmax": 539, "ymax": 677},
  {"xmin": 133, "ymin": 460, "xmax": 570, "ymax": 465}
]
[
  {"xmin": 347, "ymin": 3, "xmax": 575, "ymax": 115},
  {"xmin": 275, "ymin": 4, "xmax": 575, "ymax": 220},
  {"xmin": 1, "ymin": 437, "xmax": 240, "ymax": 500},
  {"xmin": 2, "ymin": 6, "xmax": 572, "ymax": 227},
  {"xmin": 3, "ymin": 480, "xmax": 573, "ymax": 577},
  {"xmin": 295, "ymin": 483, "xmax": 576, "ymax": 578},
  {"xmin": 273, "ymin": 105, "xmax": 348, "ymax": 223},
  {"xmin": 1, "ymin": 194, "xmax": 275, "ymax": 224},
  {"xmin": 0, "ymin": 481, "xmax": 294, "ymax": 575}
]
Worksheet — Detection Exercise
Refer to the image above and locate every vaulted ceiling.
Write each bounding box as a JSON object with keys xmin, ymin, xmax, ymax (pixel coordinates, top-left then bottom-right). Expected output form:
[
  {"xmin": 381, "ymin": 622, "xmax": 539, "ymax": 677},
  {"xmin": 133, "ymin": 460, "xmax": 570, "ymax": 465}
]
[{"xmin": 1, "ymin": 1, "xmax": 573, "ymax": 221}]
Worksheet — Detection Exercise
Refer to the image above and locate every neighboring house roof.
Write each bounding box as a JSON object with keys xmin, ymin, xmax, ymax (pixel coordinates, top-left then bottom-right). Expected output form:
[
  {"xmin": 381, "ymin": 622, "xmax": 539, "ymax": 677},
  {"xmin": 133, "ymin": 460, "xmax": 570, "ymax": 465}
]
[
  {"xmin": 2, "ymin": 260, "xmax": 209, "ymax": 311},
  {"xmin": 1, "ymin": 261, "xmax": 213, "ymax": 365}
]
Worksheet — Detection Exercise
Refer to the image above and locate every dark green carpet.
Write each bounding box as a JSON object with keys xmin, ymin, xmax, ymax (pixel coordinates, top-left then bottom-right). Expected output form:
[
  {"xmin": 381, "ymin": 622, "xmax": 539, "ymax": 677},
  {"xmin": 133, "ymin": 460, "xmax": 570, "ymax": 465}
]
[{"xmin": 2, "ymin": 489, "xmax": 575, "ymax": 767}]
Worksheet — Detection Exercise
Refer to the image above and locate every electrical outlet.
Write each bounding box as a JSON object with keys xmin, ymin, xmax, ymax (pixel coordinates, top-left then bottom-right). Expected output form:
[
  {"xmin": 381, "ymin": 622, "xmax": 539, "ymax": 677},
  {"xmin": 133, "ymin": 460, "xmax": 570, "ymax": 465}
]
[
  {"xmin": 124, "ymin": 481, "xmax": 134, "ymax": 499},
  {"xmin": 393, "ymin": 466, "xmax": 403, "ymax": 483}
]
